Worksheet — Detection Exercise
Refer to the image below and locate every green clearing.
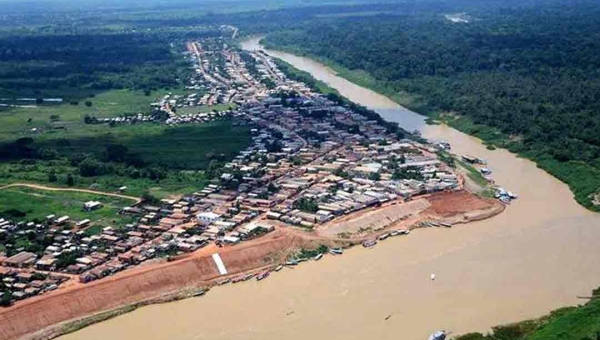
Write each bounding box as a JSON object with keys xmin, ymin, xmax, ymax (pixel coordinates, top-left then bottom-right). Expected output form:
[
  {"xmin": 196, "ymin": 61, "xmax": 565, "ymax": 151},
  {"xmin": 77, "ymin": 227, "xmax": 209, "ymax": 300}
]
[
  {"xmin": 0, "ymin": 88, "xmax": 251, "ymax": 198},
  {"xmin": 38, "ymin": 121, "xmax": 250, "ymax": 169},
  {"xmin": 0, "ymin": 186, "xmax": 136, "ymax": 226},
  {"xmin": 0, "ymin": 89, "xmax": 168, "ymax": 142},
  {"xmin": 176, "ymin": 103, "xmax": 237, "ymax": 115}
]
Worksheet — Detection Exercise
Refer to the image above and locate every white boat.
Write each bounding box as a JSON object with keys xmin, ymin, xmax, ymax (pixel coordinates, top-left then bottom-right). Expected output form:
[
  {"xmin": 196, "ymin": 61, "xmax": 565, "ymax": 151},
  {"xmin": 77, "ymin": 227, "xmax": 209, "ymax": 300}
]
[
  {"xmin": 428, "ymin": 330, "xmax": 447, "ymax": 340},
  {"xmin": 328, "ymin": 248, "xmax": 343, "ymax": 255},
  {"xmin": 274, "ymin": 265, "xmax": 284, "ymax": 272},
  {"xmin": 313, "ymin": 253, "xmax": 323, "ymax": 261}
]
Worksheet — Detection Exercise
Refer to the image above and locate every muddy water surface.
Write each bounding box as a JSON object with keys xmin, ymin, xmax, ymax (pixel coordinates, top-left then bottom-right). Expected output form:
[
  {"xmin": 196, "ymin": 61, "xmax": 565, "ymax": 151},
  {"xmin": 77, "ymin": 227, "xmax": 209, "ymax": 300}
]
[{"xmin": 59, "ymin": 38, "xmax": 600, "ymax": 340}]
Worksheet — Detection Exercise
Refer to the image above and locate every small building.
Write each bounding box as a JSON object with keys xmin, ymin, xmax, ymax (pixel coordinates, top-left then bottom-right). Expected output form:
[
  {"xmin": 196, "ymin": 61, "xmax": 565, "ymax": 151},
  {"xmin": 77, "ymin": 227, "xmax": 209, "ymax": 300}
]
[
  {"xmin": 3, "ymin": 252, "xmax": 37, "ymax": 268},
  {"xmin": 84, "ymin": 201, "xmax": 102, "ymax": 211},
  {"xmin": 55, "ymin": 215, "xmax": 70, "ymax": 225},
  {"xmin": 76, "ymin": 219, "xmax": 91, "ymax": 228},
  {"xmin": 197, "ymin": 212, "xmax": 221, "ymax": 226}
]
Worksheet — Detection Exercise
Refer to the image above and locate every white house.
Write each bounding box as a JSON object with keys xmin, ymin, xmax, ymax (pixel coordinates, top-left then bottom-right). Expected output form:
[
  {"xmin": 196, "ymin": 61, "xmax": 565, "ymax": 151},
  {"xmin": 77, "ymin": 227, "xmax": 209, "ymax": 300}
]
[{"xmin": 197, "ymin": 212, "xmax": 221, "ymax": 226}]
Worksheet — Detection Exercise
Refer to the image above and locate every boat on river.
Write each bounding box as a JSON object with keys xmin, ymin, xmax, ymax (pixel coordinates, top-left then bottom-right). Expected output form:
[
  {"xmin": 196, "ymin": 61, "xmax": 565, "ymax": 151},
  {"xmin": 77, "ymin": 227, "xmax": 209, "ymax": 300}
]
[
  {"xmin": 313, "ymin": 253, "xmax": 323, "ymax": 261},
  {"xmin": 257, "ymin": 271, "xmax": 270, "ymax": 281},
  {"xmin": 428, "ymin": 330, "xmax": 447, "ymax": 340},
  {"xmin": 218, "ymin": 278, "xmax": 231, "ymax": 285},
  {"xmin": 362, "ymin": 239, "xmax": 377, "ymax": 248},
  {"xmin": 286, "ymin": 259, "xmax": 299, "ymax": 266},
  {"xmin": 274, "ymin": 265, "xmax": 284, "ymax": 272},
  {"xmin": 328, "ymin": 248, "xmax": 343, "ymax": 255},
  {"xmin": 378, "ymin": 233, "xmax": 390, "ymax": 241}
]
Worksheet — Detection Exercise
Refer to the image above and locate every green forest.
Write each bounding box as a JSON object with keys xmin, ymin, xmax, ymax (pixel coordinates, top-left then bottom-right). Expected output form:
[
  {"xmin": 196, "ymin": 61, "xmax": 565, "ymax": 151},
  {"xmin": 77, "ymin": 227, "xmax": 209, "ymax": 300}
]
[{"xmin": 263, "ymin": 1, "xmax": 600, "ymax": 210}]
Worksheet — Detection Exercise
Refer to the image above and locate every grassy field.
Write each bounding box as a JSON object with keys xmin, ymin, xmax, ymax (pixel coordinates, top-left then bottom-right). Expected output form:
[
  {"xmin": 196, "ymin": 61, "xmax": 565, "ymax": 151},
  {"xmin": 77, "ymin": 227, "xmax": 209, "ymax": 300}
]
[
  {"xmin": 176, "ymin": 103, "xmax": 237, "ymax": 115},
  {"xmin": 0, "ymin": 88, "xmax": 251, "ymax": 198},
  {"xmin": 38, "ymin": 121, "xmax": 250, "ymax": 169},
  {"xmin": 0, "ymin": 89, "xmax": 168, "ymax": 142},
  {"xmin": 0, "ymin": 186, "xmax": 136, "ymax": 226}
]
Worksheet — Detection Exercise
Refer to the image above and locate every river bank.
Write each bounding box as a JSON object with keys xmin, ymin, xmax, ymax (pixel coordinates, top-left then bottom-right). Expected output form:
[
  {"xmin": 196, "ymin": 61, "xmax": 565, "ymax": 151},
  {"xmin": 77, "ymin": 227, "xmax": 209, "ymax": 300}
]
[
  {"xmin": 259, "ymin": 37, "xmax": 600, "ymax": 212},
  {"xmin": 0, "ymin": 188, "xmax": 499, "ymax": 340}
]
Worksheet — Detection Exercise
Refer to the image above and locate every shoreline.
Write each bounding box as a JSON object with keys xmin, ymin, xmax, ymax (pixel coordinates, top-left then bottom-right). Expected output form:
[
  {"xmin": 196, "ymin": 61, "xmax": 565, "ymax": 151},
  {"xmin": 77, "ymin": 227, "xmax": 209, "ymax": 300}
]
[
  {"xmin": 1, "ymin": 190, "xmax": 503, "ymax": 340},
  {"xmin": 257, "ymin": 37, "xmax": 600, "ymax": 212}
]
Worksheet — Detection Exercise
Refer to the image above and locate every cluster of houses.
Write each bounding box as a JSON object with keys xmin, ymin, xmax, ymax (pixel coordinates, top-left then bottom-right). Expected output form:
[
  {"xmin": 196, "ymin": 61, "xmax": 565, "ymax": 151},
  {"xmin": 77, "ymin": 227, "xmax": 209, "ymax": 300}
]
[
  {"xmin": 0, "ymin": 263, "xmax": 68, "ymax": 303},
  {"xmin": 222, "ymin": 91, "xmax": 460, "ymax": 229},
  {"xmin": 0, "ymin": 37, "xmax": 467, "ymax": 306}
]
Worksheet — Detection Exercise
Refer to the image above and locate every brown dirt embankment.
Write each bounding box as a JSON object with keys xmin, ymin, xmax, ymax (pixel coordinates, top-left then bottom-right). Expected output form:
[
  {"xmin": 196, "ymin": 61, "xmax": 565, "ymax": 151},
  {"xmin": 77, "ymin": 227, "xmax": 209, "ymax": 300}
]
[
  {"xmin": 0, "ymin": 191, "xmax": 503, "ymax": 340},
  {"xmin": 424, "ymin": 190, "xmax": 505, "ymax": 224},
  {"xmin": 0, "ymin": 230, "xmax": 304, "ymax": 340}
]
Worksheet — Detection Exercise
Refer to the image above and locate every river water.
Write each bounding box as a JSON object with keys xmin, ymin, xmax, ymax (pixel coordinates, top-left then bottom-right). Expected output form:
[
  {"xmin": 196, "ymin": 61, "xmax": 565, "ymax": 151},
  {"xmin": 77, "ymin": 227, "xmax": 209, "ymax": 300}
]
[{"xmin": 59, "ymin": 38, "xmax": 600, "ymax": 340}]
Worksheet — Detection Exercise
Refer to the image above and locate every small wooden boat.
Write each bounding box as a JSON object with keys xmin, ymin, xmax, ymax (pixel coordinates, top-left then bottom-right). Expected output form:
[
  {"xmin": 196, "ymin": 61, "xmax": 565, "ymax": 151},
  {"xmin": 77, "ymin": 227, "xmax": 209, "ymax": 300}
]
[
  {"xmin": 256, "ymin": 271, "xmax": 270, "ymax": 281},
  {"xmin": 362, "ymin": 239, "xmax": 377, "ymax": 248},
  {"xmin": 231, "ymin": 276, "xmax": 244, "ymax": 283},
  {"xmin": 192, "ymin": 289, "xmax": 206, "ymax": 297},
  {"xmin": 328, "ymin": 248, "xmax": 343, "ymax": 255},
  {"xmin": 428, "ymin": 330, "xmax": 447, "ymax": 340},
  {"xmin": 218, "ymin": 278, "xmax": 231, "ymax": 285}
]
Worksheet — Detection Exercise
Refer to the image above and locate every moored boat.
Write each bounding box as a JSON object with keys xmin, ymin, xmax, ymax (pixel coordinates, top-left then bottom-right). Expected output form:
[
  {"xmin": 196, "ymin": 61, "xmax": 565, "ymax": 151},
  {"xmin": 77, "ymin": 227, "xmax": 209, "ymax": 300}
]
[
  {"xmin": 231, "ymin": 276, "xmax": 244, "ymax": 283},
  {"xmin": 362, "ymin": 239, "xmax": 377, "ymax": 248},
  {"xmin": 243, "ymin": 273, "xmax": 255, "ymax": 281},
  {"xmin": 218, "ymin": 278, "xmax": 231, "ymax": 285},
  {"xmin": 428, "ymin": 330, "xmax": 447, "ymax": 340},
  {"xmin": 256, "ymin": 271, "xmax": 270, "ymax": 281},
  {"xmin": 328, "ymin": 248, "xmax": 343, "ymax": 255},
  {"xmin": 378, "ymin": 233, "xmax": 390, "ymax": 241},
  {"xmin": 313, "ymin": 253, "xmax": 323, "ymax": 261},
  {"xmin": 192, "ymin": 289, "xmax": 206, "ymax": 297},
  {"xmin": 286, "ymin": 259, "xmax": 299, "ymax": 266},
  {"xmin": 274, "ymin": 264, "xmax": 284, "ymax": 272}
]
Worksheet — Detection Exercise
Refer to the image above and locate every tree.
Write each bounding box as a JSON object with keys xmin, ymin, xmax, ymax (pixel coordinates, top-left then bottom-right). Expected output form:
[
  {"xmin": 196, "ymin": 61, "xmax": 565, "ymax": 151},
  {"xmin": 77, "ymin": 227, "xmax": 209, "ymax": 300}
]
[
  {"xmin": 293, "ymin": 197, "xmax": 319, "ymax": 213},
  {"xmin": 48, "ymin": 172, "xmax": 58, "ymax": 183},
  {"xmin": 105, "ymin": 144, "xmax": 128, "ymax": 163},
  {"xmin": 141, "ymin": 191, "xmax": 160, "ymax": 205},
  {"xmin": 368, "ymin": 172, "xmax": 381, "ymax": 181},
  {"xmin": 79, "ymin": 157, "xmax": 102, "ymax": 177},
  {"xmin": 66, "ymin": 174, "xmax": 75, "ymax": 186},
  {"xmin": 0, "ymin": 291, "xmax": 12, "ymax": 307},
  {"xmin": 85, "ymin": 100, "xmax": 93, "ymax": 107}
]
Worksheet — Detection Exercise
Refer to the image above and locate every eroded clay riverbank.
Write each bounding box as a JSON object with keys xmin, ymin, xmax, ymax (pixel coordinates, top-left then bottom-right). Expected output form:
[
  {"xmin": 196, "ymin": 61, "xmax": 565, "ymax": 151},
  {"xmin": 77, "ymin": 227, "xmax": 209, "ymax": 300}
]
[{"xmin": 54, "ymin": 38, "xmax": 600, "ymax": 340}]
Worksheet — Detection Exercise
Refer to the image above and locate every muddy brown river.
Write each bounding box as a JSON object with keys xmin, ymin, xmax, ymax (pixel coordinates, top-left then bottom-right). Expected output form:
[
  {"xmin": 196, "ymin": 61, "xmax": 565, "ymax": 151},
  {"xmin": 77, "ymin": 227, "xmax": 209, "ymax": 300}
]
[{"xmin": 59, "ymin": 38, "xmax": 600, "ymax": 340}]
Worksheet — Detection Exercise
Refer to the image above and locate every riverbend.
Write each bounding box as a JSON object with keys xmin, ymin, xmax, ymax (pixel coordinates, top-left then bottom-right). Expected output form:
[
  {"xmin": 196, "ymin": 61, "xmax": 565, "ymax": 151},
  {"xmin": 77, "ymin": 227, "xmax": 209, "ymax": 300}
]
[{"xmin": 57, "ymin": 37, "xmax": 600, "ymax": 340}]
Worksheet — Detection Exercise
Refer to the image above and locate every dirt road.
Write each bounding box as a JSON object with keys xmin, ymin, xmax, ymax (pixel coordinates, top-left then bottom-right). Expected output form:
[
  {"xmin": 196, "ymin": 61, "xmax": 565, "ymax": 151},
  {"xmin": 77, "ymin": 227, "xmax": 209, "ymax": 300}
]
[{"xmin": 0, "ymin": 183, "xmax": 141, "ymax": 203}]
